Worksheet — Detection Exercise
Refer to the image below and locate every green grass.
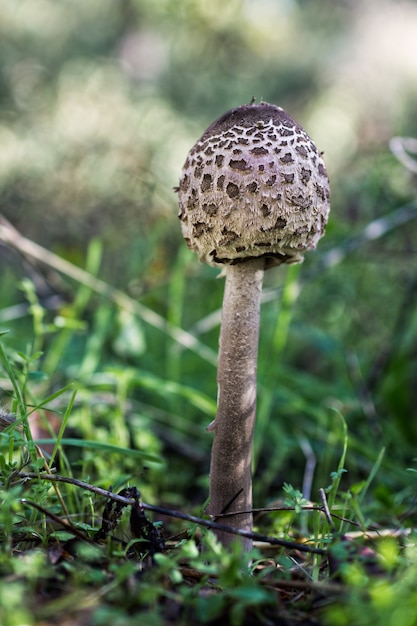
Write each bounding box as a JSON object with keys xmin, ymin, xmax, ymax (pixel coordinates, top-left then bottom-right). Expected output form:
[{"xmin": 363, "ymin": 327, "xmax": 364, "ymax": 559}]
[{"xmin": 1, "ymin": 217, "xmax": 417, "ymax": 625}]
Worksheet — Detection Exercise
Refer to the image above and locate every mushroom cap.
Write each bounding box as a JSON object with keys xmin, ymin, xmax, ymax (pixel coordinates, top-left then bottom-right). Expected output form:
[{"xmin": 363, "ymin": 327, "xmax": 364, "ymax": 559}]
[{"xmin": 178, "ymin": 102, "xmax": 330, "ymax": 267}]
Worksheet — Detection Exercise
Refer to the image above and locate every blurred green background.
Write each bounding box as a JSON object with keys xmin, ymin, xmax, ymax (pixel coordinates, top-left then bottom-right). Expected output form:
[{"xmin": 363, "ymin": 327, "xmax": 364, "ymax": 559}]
[{"xmin": 1, "ymin": 0, "xmax": 417, "ymax": 510}]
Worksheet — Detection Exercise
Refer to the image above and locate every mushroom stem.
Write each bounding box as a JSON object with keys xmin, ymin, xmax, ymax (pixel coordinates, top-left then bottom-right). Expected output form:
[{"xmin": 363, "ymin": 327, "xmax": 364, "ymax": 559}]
[{"xmin": 208, "ymin": 257, "xmax": 265, "ymax": 550}]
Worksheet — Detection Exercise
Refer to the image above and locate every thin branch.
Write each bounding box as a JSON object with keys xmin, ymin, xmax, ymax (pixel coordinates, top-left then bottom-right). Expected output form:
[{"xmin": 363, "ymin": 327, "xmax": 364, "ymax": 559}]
[
  {"xmin": 319, "ymin": 488, "xmax": 335, "ymax": 532},
  {"xmin": 18, "ymin": 472, "xmax": 325, "ymax": 554},
  {"xmin": 389, "ymin": 137, "xmax": 417, "ymax": 173}
]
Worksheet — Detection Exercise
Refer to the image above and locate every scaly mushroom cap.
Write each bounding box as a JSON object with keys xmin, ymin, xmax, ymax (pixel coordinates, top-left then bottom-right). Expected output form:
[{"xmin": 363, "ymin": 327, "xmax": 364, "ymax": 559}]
[{"xmin": 178, "ymin": 102, "xmax": 330, "ymax": 267}]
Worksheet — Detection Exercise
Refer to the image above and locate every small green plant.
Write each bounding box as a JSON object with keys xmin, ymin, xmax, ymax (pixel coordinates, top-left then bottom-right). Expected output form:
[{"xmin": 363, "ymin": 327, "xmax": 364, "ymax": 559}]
[{"xmin": 1, "ymin": 231, "xmax": 417, "ymax": 625}]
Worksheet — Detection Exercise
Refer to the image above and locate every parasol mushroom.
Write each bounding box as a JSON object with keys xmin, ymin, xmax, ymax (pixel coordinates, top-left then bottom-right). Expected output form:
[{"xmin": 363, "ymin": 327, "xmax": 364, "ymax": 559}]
[{"xmin": 177, "ymin": 101, "xmax": 330, "ymax": 550}]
